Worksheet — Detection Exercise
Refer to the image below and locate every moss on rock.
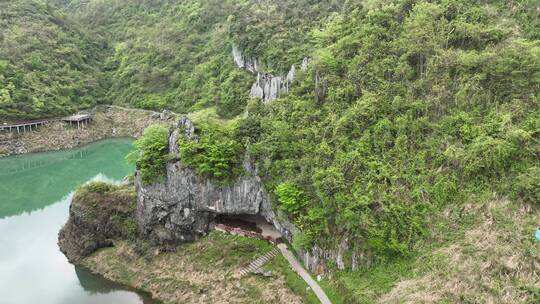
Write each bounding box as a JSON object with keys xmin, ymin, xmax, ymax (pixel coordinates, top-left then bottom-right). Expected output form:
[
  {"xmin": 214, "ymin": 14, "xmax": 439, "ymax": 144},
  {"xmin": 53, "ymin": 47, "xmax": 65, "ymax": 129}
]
[{"xmin": 58, "ymin": 182, "xmax": 138, "ymax": 262}]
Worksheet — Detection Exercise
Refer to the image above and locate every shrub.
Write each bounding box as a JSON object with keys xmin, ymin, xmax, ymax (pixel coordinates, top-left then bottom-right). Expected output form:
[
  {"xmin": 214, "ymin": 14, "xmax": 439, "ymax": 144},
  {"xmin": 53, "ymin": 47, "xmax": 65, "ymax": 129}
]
[
  {"xmin": 513, "ymin": 167, "xmax": 540, "ymax": 205},
  {"xmin": 464, "ymin": 136, "xmax": 516, "ymax": 177},
  {"xmin": 85, "ymin": 181, "xmax": 112, "ymax": 194},
  {"xmin": 217, "ymin": 69, "xmax": 252, "ymax": 119},
  {"xmin": 292, "ymin": 232, "xmax": 312, "ymax": 251},
  {"xmin": 127, "ymin": 125, "xmax": 169, "ymax": 185},
  {"xmin": 274, "ymin": 182, "xmax": 308, "ymax": 214},
  {"xmin": 178, "ymin": 119, "xmax": 242, "ymax": 182}
]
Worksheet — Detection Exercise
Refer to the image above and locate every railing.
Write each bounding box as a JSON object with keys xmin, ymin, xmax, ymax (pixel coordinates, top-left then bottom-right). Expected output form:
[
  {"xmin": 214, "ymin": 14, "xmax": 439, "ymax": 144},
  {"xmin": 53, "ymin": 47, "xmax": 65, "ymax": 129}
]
[{"xmin": 0, "ymin": 119, "xmax": 58, "ymax": 133}]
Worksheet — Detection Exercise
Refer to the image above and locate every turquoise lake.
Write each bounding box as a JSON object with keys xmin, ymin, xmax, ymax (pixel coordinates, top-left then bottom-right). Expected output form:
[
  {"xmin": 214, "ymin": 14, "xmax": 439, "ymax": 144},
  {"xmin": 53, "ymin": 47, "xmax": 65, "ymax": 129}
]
[{"xmin": 0, "ymin": 138, "xmax": 156, "ymax": 304}]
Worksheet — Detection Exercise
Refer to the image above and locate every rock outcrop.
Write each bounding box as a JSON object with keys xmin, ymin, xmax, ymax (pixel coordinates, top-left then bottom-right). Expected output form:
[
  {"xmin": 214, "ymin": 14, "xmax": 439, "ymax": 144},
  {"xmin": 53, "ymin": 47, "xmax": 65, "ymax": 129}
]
[
  {"xmin": 136, "ymin": 117, "xmax": 361, "ymax": 273},
  {"xmin": 58, "ymin": 116, "xmax": 361, "ymax": 273},
  {"xmin": 58, "ymin": 183, "xmax": 138, "ymax": 262},
  {"xmin": 232, "ymin": 44, "xmax": 260, "ymax": 74},
  {"xmin": 232, "ymin": 44, "xmax": 309, "ymax": 103},
  {"xmin": 135, "ymin": 117, "xmax": 291, "ymax": 246},
  {"xmin": 296, "ymin": 238, "xmax": 362, "ymax": 274}
]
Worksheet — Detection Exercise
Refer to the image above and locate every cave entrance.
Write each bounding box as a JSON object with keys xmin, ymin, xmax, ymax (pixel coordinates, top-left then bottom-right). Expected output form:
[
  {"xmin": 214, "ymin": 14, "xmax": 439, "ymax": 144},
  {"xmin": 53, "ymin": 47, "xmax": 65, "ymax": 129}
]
[{"xmin": 214, "ymin": 214, "xmax": 282, "ymax": 243}]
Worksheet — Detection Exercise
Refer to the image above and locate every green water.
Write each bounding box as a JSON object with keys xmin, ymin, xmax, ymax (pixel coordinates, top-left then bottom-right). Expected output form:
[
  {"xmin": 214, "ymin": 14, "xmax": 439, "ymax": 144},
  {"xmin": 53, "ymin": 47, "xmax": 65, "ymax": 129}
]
[{"xmin": 0, "ymin": 138, "xmax": 156, "ymax": 304}]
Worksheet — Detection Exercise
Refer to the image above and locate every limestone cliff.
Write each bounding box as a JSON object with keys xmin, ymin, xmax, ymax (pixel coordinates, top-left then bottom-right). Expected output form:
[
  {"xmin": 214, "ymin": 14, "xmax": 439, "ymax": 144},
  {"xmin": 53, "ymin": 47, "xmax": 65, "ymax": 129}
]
[
  {"xmin": 135, "ymin": 117, "xmax": 360, "ymax": 273},
  {"xmin": 135, "ymin": 117, "xmax": 294, "ymax": 246},
  {"xmin": 59, "ymin": 117, "xmax": 360, "ymax": 274},
  {"xmin": 58, "ymin": 183, "xmax": 138, "ymax": 263},
  {"xmin": 232, "ymin": 44, "xmax": 309, "ymax": 103}
]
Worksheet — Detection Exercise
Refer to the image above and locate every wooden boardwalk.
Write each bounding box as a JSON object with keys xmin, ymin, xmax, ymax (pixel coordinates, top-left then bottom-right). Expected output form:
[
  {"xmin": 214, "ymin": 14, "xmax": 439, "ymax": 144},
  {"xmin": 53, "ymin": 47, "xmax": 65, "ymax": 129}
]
[
  {"xmin": 63, "ymin": 114, "xmax": 91, "ymax": 129},
  {"xmin": 0, "ymin": 119, "xmax": 55, "ymax": 133},
  {"xmin": 1, "ymin": 113, "xmax": 92, "ymax": 133}
]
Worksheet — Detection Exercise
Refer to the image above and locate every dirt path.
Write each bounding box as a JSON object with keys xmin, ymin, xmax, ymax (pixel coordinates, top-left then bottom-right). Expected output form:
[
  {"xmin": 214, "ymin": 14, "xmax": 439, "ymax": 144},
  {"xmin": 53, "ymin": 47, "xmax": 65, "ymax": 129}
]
[{"xmin": 277, "ymin": 243, "xmax": 332, "ymax": 304}]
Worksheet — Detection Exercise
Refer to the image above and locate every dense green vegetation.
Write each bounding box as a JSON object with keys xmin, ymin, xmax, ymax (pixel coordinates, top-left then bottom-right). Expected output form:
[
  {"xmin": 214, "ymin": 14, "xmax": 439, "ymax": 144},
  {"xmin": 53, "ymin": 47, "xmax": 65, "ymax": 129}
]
[
  {"xmin": 2, "ymin": 0, "xmax": 343, "ymax": 121},
  {"xmin": 2, "ymin": 0, "xmax": 540, "ymax": 301},
  {"xmin": 179, "ymin": 110, "xmax": 243, "ymax": 182},
  {"xmin": 37, "ymin": 0, "xmax": 539, "ymax": 258},
  {"xmin": 0, "ymin": 0, "xmax": 107, "ymax": 121},
  {"xmin": 127, "ymin": 125, "xmax": 169, "ymax": 185},
  {"xmin": 242, "ymin": 0, "xmax": 540, "ymax": 258},
  {"xmin": 56, "ymin": 0, "xmax": 251, "ymax": 114},
  {"xmin": 76, "ymin": 181, "xmax": 138, "ymax": 240},
  {"xmin": 50, "ymin": 0, "xmax": 344, "ymax": 116}
]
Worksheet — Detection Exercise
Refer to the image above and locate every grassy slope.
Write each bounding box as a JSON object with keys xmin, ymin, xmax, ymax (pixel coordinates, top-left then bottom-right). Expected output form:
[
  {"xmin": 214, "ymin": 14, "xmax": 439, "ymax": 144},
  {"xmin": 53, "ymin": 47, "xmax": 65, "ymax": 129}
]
[
  {"xmin": 83, "ymin": 231, "xmax": 320, "ymax": 304},
  {"xmin": 321, "ymin": 197, "xmax": 540, "ymax": 303},
  {"xmin": 81, "ymin": 196, "xmax": 540, "ymax": 304}
]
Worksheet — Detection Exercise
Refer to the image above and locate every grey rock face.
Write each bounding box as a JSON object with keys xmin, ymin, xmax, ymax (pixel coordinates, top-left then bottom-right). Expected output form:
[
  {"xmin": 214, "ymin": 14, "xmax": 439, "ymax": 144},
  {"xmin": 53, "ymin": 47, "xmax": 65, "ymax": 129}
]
[
  {"xmin": 249, "ymin": 73, "xmax": 288, "ymax": 104},
  {"xmin": 232, "ymin": 44, "xmax": 310, "ymax": 103},
  {"xmin": 58, "ymin": 186, "xmax": 137, "ymax": 263},
  {"xmin": 301, "ymin": 57, "xmax": 311, "ymax": 71},
  {"xmin": 232, "ymin": 44, "xmax": 259, "ymax": 74},
  {"xmin": 296, "ymin": 238, "xmax": 362, "ymax": 274},
  {"xmin": 136, "ymin": 117, "xmax": 283, "ymax": 245},
  {"xmin": 169, "ymin": 116, "xmax": 196, "ymax": 155},
  {"xmin": 135, "ymin": 117, "xmax": 362, "ymax": 272}
]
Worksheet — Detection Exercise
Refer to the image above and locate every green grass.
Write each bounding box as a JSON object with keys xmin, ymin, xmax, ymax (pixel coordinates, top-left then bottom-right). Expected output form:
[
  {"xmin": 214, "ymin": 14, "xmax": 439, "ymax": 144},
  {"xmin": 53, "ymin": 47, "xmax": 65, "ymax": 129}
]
[
  {"xmin": 312, "ymin": 198, "xmax": 540, "ymax": 303},
  {"xmin": 325, "ymin": 259, "xmax": 416, "ymax": 304},
  {"xmin": 181, "ymin": 232, "xmax": 274, "ymax": 268},
  {"xmin": 83, "ymin": 231, "xmax": 315, "ymax": 303}
]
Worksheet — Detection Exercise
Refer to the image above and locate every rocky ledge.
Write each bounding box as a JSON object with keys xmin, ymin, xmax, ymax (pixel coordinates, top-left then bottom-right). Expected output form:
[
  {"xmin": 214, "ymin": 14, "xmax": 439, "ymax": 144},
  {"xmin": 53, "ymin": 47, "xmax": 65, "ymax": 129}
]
[
  {"xmin": 58, "ymin": 182, "xmax": 138, "ymax": 263},
  {"xmin": 135, "ymin": 117, "xmax": 294, "ymax": 247},
  {"xmin": 232, "ymin": 44, "xmax": 310, "ymax": 104}
]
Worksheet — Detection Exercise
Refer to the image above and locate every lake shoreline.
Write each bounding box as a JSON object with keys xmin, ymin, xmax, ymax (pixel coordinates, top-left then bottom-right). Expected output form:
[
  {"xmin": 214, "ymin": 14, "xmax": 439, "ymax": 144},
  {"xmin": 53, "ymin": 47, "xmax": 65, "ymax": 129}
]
[
  {"xmin": 0, "ymin": 106, "xmax": 176, "ymax": 158},
  {"xmin": 75, "ymin": 264, "xmax": 159, "ymax": 303},
  {"xmin": 0, "ymin": 138, "xmax": 155, "ymax": 303}
]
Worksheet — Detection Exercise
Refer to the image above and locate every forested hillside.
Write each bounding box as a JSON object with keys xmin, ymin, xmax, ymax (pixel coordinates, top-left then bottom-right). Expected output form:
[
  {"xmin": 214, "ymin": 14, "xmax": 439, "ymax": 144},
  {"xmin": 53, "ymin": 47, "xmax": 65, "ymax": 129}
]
[
  {"xmin": 2, "ymin": 0, "xmax": 345, "ymax": 120},
  {"xmin": 0, "ymin": 0, "xmax": 107, "ymax": 121},
  {"xmin": 2, "ymin": 0, "xmax": 540, "ymax": 301},
  {"xmin": 246, "ymin": 0, "xmax": 540, "ymax": 253},
  {"xmin": 51, "ymin": 0, "xmax": 347, "ymax": 117},
  {"xmin": 123, "ymin": 0, "xmax": 539, "ymax": 301}
]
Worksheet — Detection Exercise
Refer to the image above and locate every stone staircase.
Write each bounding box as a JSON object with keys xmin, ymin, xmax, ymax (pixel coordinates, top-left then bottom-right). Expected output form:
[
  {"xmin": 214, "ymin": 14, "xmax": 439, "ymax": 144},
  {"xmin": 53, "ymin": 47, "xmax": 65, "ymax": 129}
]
[{"xmin": 237, "ymin": 247, "xmax": 280, "ymax": 277}]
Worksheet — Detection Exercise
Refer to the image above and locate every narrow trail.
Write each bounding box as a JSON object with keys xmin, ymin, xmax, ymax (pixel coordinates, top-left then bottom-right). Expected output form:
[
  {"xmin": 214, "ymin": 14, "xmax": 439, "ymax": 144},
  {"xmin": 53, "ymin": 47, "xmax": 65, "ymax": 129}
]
[{"xmin": 278, "ymin": 243, "xmax": 332, "ymax": 304}]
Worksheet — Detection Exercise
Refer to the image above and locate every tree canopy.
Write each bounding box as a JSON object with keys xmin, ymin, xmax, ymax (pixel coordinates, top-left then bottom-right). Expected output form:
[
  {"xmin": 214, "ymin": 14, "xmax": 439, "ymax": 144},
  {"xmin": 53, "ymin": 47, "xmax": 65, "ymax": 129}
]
[{"xmin": 2, "ymin": 0, "xmax": 539, "ymax": 264}]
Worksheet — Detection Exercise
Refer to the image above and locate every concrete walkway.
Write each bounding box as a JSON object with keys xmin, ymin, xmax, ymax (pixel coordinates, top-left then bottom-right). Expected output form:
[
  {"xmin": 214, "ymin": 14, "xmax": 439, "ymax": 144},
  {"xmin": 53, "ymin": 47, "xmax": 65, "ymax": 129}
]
[{"xmin": 277, "ymin": 243, "xmax": 332, "ymax": 304}]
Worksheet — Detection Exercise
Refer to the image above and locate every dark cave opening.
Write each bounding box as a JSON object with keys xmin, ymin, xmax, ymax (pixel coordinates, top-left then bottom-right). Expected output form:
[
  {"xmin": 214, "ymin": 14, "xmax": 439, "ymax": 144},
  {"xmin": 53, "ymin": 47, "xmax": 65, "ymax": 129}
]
[{"xmin": 214, "ymin": 214, "xmax": 282, "ymax": 242}]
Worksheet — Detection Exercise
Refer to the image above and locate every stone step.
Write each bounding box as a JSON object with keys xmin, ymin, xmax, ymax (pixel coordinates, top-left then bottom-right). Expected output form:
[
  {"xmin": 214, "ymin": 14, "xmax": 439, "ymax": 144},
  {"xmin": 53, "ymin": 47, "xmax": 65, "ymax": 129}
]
[{"xmin": 237, "ymin": 247, "xmax": 279, "ymax": 278}]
